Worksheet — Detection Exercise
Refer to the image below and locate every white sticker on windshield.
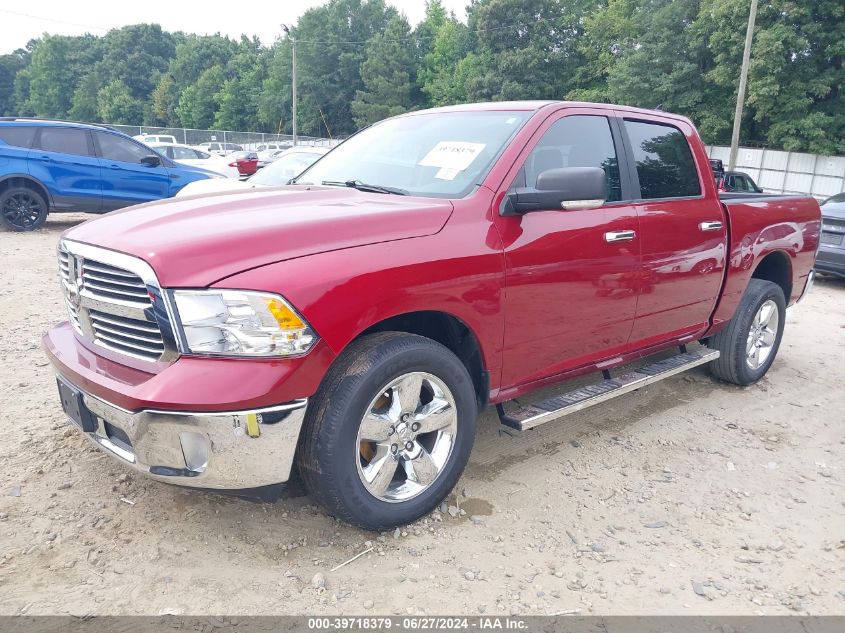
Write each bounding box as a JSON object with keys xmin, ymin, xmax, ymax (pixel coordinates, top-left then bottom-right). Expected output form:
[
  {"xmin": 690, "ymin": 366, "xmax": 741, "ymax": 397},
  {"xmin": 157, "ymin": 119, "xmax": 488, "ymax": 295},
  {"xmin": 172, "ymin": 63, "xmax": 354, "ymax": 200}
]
[
  {"xmin": 434, "ymin": 167, "xmax": 460, "ymax": 180},
  {"xmin": 419, "ymin": 141, "xmax": 486, "ymax": 172}
]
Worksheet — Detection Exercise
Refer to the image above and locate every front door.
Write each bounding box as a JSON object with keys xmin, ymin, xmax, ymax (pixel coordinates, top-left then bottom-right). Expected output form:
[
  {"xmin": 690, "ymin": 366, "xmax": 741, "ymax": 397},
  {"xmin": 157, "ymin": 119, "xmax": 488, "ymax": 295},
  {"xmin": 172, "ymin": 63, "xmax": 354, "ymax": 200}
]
[
  {"xmin": 495, "ymin": 109, "xmax": 642, "ymax": 388},
  {"xmin": 92, "ymin": 131, "xmax": 171, "ymax": 210}
]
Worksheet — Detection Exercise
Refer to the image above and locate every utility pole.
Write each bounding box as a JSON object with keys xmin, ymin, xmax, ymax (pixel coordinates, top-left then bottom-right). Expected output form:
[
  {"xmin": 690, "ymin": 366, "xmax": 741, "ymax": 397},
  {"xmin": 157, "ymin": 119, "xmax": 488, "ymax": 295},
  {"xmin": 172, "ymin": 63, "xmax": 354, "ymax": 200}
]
[
  {"xmin": 728, "ymin": 0, "xmax": 758, "ymax": 171},
  {"xmin": 282, "ymin": 24, "xmax": 298, "ymax": 146}
]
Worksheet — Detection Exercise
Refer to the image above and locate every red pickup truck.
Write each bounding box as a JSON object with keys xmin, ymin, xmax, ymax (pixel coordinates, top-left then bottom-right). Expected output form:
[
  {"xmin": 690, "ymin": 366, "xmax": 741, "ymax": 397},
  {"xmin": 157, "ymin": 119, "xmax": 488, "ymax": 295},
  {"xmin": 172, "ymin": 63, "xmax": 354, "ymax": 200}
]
[{"xmin": 44, "ymin": 102, "xmax": 820, "ymax": 530}]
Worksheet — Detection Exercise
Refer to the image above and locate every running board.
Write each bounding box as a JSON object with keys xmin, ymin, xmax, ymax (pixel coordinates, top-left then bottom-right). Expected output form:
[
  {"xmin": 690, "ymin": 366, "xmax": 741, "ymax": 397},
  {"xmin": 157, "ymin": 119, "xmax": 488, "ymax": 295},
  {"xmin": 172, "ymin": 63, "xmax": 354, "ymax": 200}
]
[{"xmin": 496, "ymin": 348, "xmax": 719, "ymax": 432}]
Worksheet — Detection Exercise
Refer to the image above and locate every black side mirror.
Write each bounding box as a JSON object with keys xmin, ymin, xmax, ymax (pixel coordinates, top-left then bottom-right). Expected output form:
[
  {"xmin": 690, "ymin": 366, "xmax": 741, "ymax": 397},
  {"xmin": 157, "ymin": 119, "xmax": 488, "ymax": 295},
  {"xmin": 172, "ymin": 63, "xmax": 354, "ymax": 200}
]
[
  {"xmin": 141, "ymin": 154, "xmax": 161, "ymax": 167},
  {"xmin": 502, "ymin": 166, "xmax": 607, "ymax": 215}
]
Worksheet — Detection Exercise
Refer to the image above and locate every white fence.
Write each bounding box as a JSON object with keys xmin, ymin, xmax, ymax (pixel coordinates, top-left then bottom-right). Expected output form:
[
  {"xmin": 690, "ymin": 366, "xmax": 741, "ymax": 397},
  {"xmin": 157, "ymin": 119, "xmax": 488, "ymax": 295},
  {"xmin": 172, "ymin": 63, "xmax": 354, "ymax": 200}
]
[
  {"xmin": 99, "ymin": 123, "xmax": 339, "ymax": 150},
  {"xmin": 707, "ymin": 145, "xmax": 845, "ymax": 200}
]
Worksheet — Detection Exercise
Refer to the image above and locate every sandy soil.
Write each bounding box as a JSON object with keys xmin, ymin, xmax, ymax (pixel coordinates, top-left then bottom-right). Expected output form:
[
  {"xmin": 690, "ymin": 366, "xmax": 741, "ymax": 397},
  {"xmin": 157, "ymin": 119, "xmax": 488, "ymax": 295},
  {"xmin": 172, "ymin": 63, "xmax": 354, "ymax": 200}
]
[{"xmin": 0, "ymin": 213, "xmax": 843, "ymax": 616}]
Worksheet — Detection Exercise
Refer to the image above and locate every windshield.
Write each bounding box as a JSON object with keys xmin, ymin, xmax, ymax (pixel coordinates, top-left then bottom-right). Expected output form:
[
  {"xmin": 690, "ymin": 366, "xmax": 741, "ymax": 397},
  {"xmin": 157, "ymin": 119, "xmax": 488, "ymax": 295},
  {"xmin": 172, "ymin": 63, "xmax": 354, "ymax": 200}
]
[
  {"xmin": 295, "ymin": 111, "xmax": 531, "ymax": 197},
  {"xmin": 249, "ymin": 151, "xmax": 323, "ymax": 185}
]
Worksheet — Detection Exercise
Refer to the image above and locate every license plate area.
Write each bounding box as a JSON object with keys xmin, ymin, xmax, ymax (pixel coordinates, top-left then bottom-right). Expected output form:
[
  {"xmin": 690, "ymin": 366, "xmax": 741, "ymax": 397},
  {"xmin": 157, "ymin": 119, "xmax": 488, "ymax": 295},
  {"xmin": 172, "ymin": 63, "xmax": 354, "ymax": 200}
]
[
  {"xmin": 56, "ymin": 377, "xmax": 97, "ymax": 432},
  {"xmin": 821, "ymin": 232, "xmax": 842, "ymax": 246}
]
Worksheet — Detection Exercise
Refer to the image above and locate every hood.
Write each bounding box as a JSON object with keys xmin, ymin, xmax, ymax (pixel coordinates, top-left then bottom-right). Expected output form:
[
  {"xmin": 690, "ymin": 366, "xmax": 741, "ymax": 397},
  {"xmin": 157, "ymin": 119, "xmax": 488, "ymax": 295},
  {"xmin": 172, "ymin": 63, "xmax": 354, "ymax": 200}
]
[
  {"xmin": 64, "ymin": 186, "xmax": 454, "ymax": 287},
  {"xmin": 176, "ymin": 178, "xmax": 255, "ymax": 197}
]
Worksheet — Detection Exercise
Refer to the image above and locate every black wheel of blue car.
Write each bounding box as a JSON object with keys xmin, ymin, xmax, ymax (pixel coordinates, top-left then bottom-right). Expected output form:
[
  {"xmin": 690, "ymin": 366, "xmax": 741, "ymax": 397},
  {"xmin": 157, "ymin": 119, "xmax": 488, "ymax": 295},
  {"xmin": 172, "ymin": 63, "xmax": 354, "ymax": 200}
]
[{"xmin": 0, "ymin": 186, "xmax": 48, "ymax": 231}]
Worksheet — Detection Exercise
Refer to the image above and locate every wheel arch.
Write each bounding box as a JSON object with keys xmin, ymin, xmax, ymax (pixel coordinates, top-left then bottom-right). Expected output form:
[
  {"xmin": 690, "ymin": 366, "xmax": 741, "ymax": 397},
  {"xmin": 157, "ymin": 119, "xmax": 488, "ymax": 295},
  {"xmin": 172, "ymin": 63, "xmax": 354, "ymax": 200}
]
[
  {"xmin": 0, "ymin": 174, "xmax": 52, "ymax": 208},
  {"xmin": 750, "ymin": 250, "xmax": 792, "ymax": 303},
  {"xmin": 354, "ymin": 310, "xmax": 490, "ymax": 409}
]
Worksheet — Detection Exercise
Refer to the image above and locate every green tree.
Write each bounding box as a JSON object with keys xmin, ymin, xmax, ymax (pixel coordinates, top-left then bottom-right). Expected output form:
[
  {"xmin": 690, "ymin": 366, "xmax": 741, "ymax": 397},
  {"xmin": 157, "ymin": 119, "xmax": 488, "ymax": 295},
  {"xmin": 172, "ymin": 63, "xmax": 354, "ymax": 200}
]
[
  {"xmin": 175, "ymin": 65, "xmax": 225, "ymax": 128},
  {"xmin": 294, "ymin": 0, "xmax": 400, "ymax": 136},
  {"xmin": 97, "ymin": 79, "xmax": 144, "ymax": 124},
  {"xmin": 462, "ymin": 0, "xmax": 599, "ymax": 102},
  {"xmin": 150, "ymin": 73, "xmax": 180, "ymax": 126},
  {"xmin": 26, "ymin": 34, "xmax": 99, "ymax": 117},
  {"xmin": 418, "ymin": 9, "xmax": 471, "ymax": 106},
  {"xmin": 706, "ymin": 0, "xmax": 845, "ymax": 153},
  {"xmin": 68, "ymin": 73, "xmax": 101, "ymax": 121},
  {"xmin": 351, "ymin": 14, "xmax": 416, "ymax": 126},
  {"xmin": 0, "ymin": 51, "xmax": 29, "ymax": 116}
]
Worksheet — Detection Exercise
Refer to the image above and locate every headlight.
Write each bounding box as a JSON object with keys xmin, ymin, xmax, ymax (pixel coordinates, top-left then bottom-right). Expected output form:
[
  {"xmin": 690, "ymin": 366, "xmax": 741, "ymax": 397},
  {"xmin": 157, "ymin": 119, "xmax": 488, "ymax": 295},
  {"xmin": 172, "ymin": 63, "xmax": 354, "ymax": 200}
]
[{"xmin": 171, "ymin": 290, "xmax": 317, "ymax": 357}]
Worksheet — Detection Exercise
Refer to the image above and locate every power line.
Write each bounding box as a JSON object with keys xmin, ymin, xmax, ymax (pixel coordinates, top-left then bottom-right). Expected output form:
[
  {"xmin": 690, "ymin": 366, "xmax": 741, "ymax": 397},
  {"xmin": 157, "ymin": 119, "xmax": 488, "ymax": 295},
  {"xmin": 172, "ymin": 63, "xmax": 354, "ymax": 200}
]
[{"xmin": 0, "ymin": 9, "xmax": 110, "ymax": 32}]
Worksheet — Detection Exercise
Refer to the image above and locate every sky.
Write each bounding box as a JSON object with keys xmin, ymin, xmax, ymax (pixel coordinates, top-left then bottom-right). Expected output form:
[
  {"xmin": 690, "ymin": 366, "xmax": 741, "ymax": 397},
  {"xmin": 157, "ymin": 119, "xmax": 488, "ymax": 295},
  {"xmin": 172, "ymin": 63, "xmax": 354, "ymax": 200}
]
[{"xmin": 0, "ymin": 1, "xmax": 468, "ymax": 54}]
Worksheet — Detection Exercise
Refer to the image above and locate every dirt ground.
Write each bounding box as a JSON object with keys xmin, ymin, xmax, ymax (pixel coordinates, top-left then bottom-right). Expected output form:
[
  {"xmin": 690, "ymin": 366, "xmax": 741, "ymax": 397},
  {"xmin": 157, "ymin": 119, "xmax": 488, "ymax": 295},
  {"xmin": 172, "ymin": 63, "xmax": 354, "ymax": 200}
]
[{"xmin": 0, "ymin": 213, "xmax": 843, "ymax": 617}]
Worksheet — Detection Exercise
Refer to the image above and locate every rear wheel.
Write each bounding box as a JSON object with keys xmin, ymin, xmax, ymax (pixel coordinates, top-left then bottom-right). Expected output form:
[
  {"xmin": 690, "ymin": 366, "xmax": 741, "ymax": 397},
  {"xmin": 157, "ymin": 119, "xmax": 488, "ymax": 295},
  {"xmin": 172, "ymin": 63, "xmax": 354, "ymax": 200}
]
[
  {"xmin": 0, "ymin": 186, "xmax": 48, "ymax": 231},
  {"xmin": 707, "ymin": 279, "xmax": 786, "ymax": 385},
  {"xmin": 297, "ymin": 332, "xmax": 477, "ymax": 530}
]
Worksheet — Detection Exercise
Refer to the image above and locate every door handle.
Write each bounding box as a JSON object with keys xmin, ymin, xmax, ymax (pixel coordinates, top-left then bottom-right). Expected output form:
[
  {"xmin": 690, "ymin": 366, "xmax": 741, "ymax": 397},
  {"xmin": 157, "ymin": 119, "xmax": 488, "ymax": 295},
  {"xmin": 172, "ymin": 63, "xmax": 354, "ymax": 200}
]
[
  {"xmin": 699, "ymin": 221, "xmax": 723, "ymax": 232},
  {"xmin": 604, "ymin": 230, "xmax": 636, "ymax": 243}
]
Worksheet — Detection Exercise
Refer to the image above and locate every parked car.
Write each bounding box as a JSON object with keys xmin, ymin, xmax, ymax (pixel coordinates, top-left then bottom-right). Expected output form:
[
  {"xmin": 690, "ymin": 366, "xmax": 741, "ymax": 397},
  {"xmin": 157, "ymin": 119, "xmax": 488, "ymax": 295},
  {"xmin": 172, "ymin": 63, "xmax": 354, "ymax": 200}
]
[
  {"xmin": 134, "ymin": 134, "xmax": 178, "ymax": 145},
  {"xmin": 177, "ymin": 147, "xmax": 329, "ymax": 197},
  {"xmin": 256, "ymin": 142, "xmax": 292, "ymax": 154},
  {"xmin": 227, "ymin": 150, "xmax": 259, "ymax": 177},
  {"xmin": 0, "ymin": 118, "xmax": 220, "ymax": 231},
  {"xmin": 149, "ymin": 142, "xmax": 239, "ymax": 179},
  {"xmin": 715, "ymin": 170, "xmax": 763, "ymax": 193},
  {"xmin": 815, "ymin": 193, "xmax": 845, "ymax": 277},
  {"xmin": 199, "ymin": 142, "xmax": 244, "ymax": 157},
  {"xmin": 44, "ymin": 102, "xmax": 819, "ymax": 530}
]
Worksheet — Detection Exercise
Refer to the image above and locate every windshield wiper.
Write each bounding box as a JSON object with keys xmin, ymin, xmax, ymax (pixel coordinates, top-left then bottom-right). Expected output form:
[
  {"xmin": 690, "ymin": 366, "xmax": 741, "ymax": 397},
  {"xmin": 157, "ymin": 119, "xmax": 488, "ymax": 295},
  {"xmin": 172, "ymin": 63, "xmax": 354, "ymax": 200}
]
[{"xmin": 321, "ymin": 180, "xmax": 408, "ymax": 196}]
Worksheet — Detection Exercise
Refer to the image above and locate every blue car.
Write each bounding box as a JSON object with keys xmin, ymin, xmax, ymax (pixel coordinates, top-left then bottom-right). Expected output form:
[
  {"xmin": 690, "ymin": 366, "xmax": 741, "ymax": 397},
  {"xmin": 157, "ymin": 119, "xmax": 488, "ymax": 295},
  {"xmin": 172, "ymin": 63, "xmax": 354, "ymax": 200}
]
[{"xmin": 0, "ymin": 118, "xmax": 220, "ymax": 231}]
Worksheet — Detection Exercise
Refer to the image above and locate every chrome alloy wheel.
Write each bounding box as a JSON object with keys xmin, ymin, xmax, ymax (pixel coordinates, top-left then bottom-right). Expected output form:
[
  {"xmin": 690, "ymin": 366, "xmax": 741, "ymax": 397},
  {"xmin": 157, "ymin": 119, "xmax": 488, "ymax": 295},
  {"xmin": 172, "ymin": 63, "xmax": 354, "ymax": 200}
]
[
  {"xmin": 746, "ymin": 299, "xmax": 780, "ymax": 369},
  {"xmin": 355, "ymin": 372, "xmax": 458, "ymax": 503}
]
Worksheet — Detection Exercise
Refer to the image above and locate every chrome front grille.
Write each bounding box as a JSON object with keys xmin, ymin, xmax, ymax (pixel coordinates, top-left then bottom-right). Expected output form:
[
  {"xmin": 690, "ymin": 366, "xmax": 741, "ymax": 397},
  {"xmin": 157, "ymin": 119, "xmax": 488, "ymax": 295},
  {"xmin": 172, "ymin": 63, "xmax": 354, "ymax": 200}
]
[
  {"xmin": 82, "ymin": 261, "xmax": 151, "ymax": 305},
  {"xmin": 57, "ymin": 240, "xmax": 177, "ymax": 363}
]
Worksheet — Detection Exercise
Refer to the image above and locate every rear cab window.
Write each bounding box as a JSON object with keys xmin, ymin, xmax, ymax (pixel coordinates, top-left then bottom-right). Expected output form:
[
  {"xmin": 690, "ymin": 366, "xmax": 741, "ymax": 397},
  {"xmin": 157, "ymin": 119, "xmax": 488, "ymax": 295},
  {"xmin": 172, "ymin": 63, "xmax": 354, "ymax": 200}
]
[{"xmin": 624, "ymin": 119, "xmax": 700, "ymax": 199}]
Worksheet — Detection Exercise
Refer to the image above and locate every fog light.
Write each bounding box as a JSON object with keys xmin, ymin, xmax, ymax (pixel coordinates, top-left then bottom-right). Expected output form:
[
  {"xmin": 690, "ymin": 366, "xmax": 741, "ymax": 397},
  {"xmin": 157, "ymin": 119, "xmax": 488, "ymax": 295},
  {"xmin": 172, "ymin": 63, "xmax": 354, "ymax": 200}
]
[{"xmin": 179, "ymin": 432, "xmax": 209, "ymax": 473}]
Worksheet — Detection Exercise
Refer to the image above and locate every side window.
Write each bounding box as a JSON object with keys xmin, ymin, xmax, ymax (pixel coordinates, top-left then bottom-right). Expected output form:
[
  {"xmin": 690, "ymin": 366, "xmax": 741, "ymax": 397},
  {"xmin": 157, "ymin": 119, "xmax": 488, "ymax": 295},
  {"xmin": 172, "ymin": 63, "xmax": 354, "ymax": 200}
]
[
  {"xmin": 94, "ymin": 132, "xmax": 151, "ymax": 163},
  {"xmin": 0, "ymin": 126, "xmax": 36, "ymax": 148},
  {"xmin": 624, "ymin": 120, "xmax": 700, "ymax": 199},
  {"xmin": 172, "ymin": 146, "xmax": 198, "ymax": 160},
  {"xmin": 38, "ymin": 127, "xmax": 92, "ymax": 156},
  {"xmin": 516, "ymin": 115, "xmax": 622, "ymax": 202},
  {"xmin": 196, "ymin": 150, "xmax": 211, "ymax": 159}
]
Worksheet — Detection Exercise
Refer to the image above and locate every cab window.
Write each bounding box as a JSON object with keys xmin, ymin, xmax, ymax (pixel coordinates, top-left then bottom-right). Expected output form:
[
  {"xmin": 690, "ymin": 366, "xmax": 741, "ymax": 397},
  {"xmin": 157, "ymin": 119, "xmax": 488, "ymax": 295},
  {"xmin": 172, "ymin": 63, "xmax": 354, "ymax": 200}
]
[{"xmin": 511, "ymin": 115, "xmax": 622, "ymax": 202}]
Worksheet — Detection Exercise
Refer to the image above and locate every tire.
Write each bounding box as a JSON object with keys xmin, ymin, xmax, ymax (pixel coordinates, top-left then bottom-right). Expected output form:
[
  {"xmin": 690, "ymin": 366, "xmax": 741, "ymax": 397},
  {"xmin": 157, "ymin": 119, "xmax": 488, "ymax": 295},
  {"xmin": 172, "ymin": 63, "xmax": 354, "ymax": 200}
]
[
  {"xmin": 0, "ymin": 185, "xmax": 48, "ymax": 231},
  {"xmin": 707, "ymin": 279, "xmax": 786, "ymax": 385},
  {"xmin": 297, "ymin": 332, "xmax": 477, "ymax": 530}
]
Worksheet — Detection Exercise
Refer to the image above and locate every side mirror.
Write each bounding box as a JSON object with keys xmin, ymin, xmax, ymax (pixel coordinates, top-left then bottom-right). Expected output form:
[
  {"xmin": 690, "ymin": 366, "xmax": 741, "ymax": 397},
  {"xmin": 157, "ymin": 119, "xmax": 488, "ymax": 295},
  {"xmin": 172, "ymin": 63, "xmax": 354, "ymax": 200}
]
[
  {"xmin": 501, "ymin": 166, "xmax": 607, "ymax": 215},
  {"xmin": 141, "ymin": 154, "xmax": 161, "ymax": 167}
]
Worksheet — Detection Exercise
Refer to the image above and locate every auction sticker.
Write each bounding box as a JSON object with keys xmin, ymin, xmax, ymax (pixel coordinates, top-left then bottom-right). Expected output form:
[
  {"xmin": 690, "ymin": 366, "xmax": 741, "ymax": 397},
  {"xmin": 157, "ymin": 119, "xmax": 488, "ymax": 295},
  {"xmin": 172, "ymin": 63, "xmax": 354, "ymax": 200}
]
[{"xmin": 419, "ymin": 141, "xmax": 486, "ymax": 173}]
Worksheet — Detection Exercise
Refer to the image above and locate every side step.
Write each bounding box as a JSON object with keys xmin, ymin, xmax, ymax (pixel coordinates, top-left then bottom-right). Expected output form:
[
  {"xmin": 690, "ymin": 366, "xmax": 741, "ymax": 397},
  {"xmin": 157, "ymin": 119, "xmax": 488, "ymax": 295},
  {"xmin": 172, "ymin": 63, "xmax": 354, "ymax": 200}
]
[{"xmin": 497, "ymin": 347, "xmax": 719, "ymax": 432}]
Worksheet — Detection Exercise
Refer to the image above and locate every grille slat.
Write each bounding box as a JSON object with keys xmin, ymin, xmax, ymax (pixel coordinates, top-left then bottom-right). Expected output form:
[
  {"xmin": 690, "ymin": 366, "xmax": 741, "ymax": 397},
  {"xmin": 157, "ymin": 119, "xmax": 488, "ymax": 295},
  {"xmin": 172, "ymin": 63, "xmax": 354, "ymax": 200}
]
[
  {"xmin": 58, "ymin": 245, "xmax": 167, "ymax": 362},
  {"xmin": 82, "ymin": 270, "xmax": 148, "ymax": 290},
  {"xmin": 89, "ymin": 311, "xmax": 160, "ymax": 334},
  {"xmin": 90, "ymin": 319, "xmax": 164, "ymax": 345}
]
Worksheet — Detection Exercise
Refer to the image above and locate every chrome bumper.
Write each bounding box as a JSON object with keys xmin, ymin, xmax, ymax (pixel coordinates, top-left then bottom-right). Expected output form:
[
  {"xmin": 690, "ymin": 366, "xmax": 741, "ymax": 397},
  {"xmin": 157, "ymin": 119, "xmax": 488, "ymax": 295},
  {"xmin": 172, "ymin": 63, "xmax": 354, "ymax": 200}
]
[{"xmin": 67, "ymin": 382, "xmax": 307, "ymax": 490}]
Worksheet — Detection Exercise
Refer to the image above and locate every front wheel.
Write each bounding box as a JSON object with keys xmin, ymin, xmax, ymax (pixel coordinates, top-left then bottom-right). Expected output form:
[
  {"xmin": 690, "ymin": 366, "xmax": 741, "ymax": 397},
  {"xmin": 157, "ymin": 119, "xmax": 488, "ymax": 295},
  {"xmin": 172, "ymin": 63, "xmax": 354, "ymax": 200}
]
[
  {"xmin": 707, "ymin": 279, "xmax": 786, "ymax": 385},
  {"xmin": 297, "ymin": 332, "xmax": 477, "ymax": 530}
]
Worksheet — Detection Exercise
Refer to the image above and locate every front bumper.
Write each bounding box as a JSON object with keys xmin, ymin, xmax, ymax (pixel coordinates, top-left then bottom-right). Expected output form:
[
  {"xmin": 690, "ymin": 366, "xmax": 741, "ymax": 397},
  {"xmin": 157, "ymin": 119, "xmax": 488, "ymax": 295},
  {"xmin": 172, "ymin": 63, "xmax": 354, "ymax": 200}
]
[{"xmin": 58, "ymin": 376, "xmax": 307, "ymax": 489}]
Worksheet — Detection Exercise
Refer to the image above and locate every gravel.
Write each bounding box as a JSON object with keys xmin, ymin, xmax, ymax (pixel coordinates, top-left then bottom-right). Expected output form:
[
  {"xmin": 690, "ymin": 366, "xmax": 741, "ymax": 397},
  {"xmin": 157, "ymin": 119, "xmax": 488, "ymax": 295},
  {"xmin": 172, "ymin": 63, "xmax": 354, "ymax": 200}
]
[{"xmin": 0, "ymin": 215, "xmax": 843, "ymax": 616}]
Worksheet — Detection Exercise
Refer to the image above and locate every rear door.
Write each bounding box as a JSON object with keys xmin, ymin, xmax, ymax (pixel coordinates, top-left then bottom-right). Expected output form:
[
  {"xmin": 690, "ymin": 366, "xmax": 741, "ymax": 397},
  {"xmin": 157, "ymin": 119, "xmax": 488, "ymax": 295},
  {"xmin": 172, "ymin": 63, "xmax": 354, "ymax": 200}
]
[
  {"xmin": 31, "ymin": 126, "xmax": 101, "ymax": 212},
  {"xmin": 619, "ymin": 116, "xmax": 727, "ymax": 346},
  {"xmin": 92, "ymin": 131, "xmax": 171, "ymax": 210},
  {"xmin": 496, "ymin": 108, "xmax": 642, "ymax": 386}
]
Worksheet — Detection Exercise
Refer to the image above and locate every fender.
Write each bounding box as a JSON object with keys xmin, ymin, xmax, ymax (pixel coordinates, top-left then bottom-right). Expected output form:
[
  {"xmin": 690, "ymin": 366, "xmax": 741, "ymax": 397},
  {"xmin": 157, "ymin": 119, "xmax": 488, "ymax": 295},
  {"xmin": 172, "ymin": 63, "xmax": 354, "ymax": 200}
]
[{"xmin": 0, "ymin": 173, "xmax": 54, "ymax": 207}]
